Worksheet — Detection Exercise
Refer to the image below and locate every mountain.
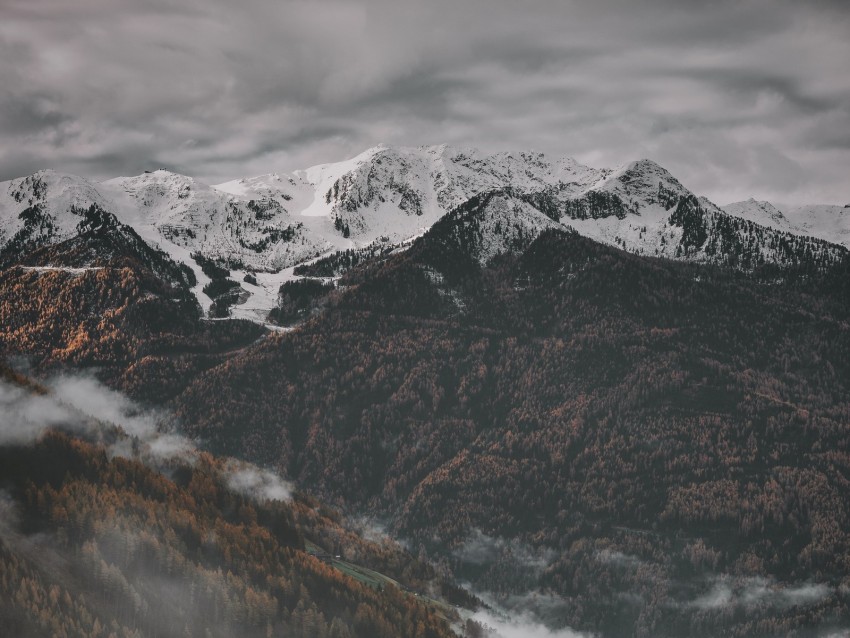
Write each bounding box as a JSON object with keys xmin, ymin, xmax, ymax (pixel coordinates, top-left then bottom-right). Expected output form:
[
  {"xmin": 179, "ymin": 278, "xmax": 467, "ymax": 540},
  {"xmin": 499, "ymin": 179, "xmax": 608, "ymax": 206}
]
[
  {"xmin": 417, "ymin": 189, "xmax": 565, "ymax": 267},
  {"xmin": 101, "ymin": 169, "xmax": 320, "ymax": 271},
  {"xmin": 0, "ymin": 201, "xmax": 265, "ymax": 401},
  {"xmin": 3, "ymin": 148, "xmax": 848, "ymax": 325},
  {"xmin": 0, "ymin": 170, "xmax": 115, "ymax": 261},
  {"xmin": 278, "ymin": 145, "xmax": 606, "ymax": 241},
  {"xmin": 3, "ymin": 147, "xmax": 850, "ymax": 637},
  {"xmin": 171, "ymin": 211, "xmax": 850, "ymax": 637},
  {"xmin": 723, "ymin": 198, "xmax": 850, "ymax": 248},
  {"xmin": 216, "ymin": 146, "xmax": 850, "ymax": 273},
  {"xmin": 721, "ymin": 198, "xmax": 797, "ymax": 234}
]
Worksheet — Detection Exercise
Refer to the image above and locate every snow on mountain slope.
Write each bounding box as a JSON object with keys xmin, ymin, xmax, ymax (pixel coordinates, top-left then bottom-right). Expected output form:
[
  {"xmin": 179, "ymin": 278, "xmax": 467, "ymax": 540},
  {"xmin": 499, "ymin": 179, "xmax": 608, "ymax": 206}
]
[
  {"xmin": 0, "ymin": 170, "xmax": 113, "ymax": 255},
  {"xmin": 559, "ymin": 159, "xmax": 691, "ymax": 258},
  {"xmin": 100, "ymin": 170, "xmax": 320, "ymax": 270},
  {"xmin": 722, "ymin": 200, "xmax": 850, "ymax": 249},
  {"xmin": 296, "ymin": 145, "xmax": 609, "ymax": 244},
  {"xmin": 214, "ymin": 145, "xmax": 607, "ymax": 246},
  {"xmin": 425, "ymin": 189, "xmax": 565, "ymax": 267},
  {"xmin": 90, "ymin": 147, "xmax": 617, "ymax": 320},
  {"xmin": 214, "ymin": 172, "xmax": 312, "ymax": 213},
  {"xmin": 585, "ymin": 158, "xmax": 688, "ymax": 211},
  {"xmin": 98, "ymin": 169, "xmax": 333, "ymax": 319},
  {"xmin": 533, "ymin": 159, "xmax": 847, "ymax": 268},
  {"xmin": 784, "ymin": 204, "xmax": 850, "ymax": 248},
  {"xmin": 419, "ymin": 185, "xmax": 847, "ymax": 278},
  {"xmin": 2, "ymin": 147, "xmax": 848, "ymax": 325},
  {"xmin": 286, "ymin": 149, "xmax": 712, "ymax": 263},
  {"xmin": 722, "ymin": 199, "xmax": 797, "ymax": 234},
  {"xmin": 669, "ymin": 196, "xmax": 846, "ymax": 270}
]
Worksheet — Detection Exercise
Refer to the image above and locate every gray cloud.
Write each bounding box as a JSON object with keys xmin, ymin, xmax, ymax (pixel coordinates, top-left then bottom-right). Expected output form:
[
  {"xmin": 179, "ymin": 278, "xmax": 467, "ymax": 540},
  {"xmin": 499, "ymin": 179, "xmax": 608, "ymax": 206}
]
[{"xmin": 0, "ymin": 0, "xmax": 848, "ymax": 205}]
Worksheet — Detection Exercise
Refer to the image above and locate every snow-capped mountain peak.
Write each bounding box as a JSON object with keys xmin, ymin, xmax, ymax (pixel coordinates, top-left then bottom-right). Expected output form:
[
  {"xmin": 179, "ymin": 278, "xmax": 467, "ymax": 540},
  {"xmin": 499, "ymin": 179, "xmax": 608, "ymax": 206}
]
[
  {"xmin": 0, "ymin": 170, "xmax": 114, "ymax": 253},
  {"xmin": 2, "ymin": 145, "xmax": 848, "ymax": 326},
  {"xmin": 589, "ymin": 158, "xmax": 688, "ymax": 208},
  {"xmin": 722, "ymin": 198, "xmax": 793, "ymax": 233},
  {"xmin": 722, "ymin": 199, "xmax": 850, "ymax": 247}
]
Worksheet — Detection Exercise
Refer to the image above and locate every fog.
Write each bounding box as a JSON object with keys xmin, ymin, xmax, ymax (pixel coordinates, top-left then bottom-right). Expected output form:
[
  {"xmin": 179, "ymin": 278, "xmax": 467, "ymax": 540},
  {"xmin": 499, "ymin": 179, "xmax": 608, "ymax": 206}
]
[
  {"xmin": 454, "ymin": 528, "xmax": 554, "ymax": 572},
  {"xmin": 689, "ymin": 575, "xmax": 832, "ymax": 611},
  {"xmin": 471, "ymin": 608, "xmax": 591, "ymax": 638},
  {"xmin": 0, "ymin": 372, "xmax": 293, "ymax": 503},
  {"xmin": 594, "ymin": 549, "xmax": 644, "ymax": 569},
  {"xmin": 0, "ymin": 380, "xmax": 84, "ymax": 444},
  {"xmin": 48, "ymin": 374, "xmax": 164, "ymax": 439},
  {"xmin": 457, "ymin": 542, "xmax": 841, "ymax": 638},
  {"xmin": 0, "ymin": 373, "xmax": 181, "ymax": 454},
  {"xmin": 224, "ymin": 461, "xmax": 293, "ymax": 502},
  {"xmin": 466, "ymin": 590, "xmax": 591, "ymax": 638}
]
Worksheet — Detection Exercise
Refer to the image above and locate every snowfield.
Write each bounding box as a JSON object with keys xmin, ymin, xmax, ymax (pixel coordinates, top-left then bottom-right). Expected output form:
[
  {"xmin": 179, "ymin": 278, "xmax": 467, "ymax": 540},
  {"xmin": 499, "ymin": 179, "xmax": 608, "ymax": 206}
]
[{"xmin": 722, "ymin": 199, "xmax": 850, "ymax": 249}]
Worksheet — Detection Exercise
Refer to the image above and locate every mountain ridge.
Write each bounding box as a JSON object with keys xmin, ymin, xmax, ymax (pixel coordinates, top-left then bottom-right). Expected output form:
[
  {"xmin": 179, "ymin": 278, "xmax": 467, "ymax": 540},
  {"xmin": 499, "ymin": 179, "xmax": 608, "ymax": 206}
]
[
  {"xmin": 3, "ymin": 146, "xmax": 849, "ymax": 325},
  {"xmin": 722, "ymin": 198, "xmax": 850, "ymax": 248}
]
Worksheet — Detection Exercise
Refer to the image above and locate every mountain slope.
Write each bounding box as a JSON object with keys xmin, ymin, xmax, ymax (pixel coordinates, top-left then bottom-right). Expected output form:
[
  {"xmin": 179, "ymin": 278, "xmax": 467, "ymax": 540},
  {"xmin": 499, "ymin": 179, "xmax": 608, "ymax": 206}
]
[
  {"xmin": 0, "ymin": 369, "xmax": 465, "ymax": 638},
  {"xmin": 0, "ymin": 170, "xmax": 115, "ymax": 262},
  {"xmin": 722, "ymin": 198, "xmax": 797, "ymax": 233},
  {"xmin": 172, "ymin": 214, "xmax": 850, "ymax": 637},
  {"xmin": 101, "ymin": 170, "xmax": 320, "ymax": 271},
  {"xmin": 0, "ymin": 210, "xmax": 265, "ymax": 401},
  {"xmin": 723, "ymin": 199, "xmax": 850, "ymax": 248}
]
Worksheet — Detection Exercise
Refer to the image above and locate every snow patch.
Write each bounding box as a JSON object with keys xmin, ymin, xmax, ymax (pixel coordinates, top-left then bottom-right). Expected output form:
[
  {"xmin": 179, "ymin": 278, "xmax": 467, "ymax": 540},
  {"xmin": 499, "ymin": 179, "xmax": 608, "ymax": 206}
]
[{"xmin": 17, "ymin": 266, "xmax": 105, "ymax": 275}]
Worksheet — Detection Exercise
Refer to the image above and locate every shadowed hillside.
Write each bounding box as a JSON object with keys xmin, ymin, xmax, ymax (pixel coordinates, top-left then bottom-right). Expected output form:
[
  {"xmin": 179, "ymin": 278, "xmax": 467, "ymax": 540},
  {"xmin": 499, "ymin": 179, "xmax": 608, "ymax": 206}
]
[{"xmin": 173, "ymin": 217, "xmax": 850, "ymax": 636}]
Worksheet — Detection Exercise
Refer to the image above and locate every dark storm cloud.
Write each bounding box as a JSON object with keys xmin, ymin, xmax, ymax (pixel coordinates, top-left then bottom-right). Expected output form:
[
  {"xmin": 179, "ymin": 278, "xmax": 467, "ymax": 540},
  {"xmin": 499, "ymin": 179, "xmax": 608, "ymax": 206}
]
[
  {"xmin": 0, "ymin": 0, "xmax": 847, "ymax": 204},
  {"xmin": 0, "ymin": 92, "xmax": 71, "ymax": 135}
]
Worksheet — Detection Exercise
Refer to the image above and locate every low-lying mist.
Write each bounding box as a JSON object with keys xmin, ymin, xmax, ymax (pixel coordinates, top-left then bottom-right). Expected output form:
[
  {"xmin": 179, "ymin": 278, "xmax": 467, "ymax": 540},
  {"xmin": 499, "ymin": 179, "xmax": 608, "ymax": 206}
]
[
  {"xmin": 467, "ymin": 590, "xmax": 591, "ymax": 638},
  {"xmin": 471, "ymin": 607, "xmax": 590, "ymax": 638},
  {"xmin": 0, "ymin": 372, "xmax": 292, "ymax": 504},
  {"xmin": 455, "ymin": 541, "xmax": 846, "ymax": 638}
]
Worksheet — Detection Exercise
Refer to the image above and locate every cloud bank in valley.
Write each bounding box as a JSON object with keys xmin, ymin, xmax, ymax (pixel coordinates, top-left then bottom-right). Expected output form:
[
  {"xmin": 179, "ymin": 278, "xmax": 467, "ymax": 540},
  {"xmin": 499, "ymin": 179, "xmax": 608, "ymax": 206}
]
[
  {"xmin": 0, "ymin": 0, "xmax": 848, "ymax": 205},
  {"xmin": 224, "ymin": 462, "xmax": 293, "ymax": 502},
  {"xmin": 471, "ymin": 608, "xmax": 590, "ymax": 638},
  {"xmin": 0, "ymin": 373, "xmax": 189, "ymax": 455},
  {"xmin": 0, "ymin": 373, "xmax": 292, "ymax": 502},
  {"xmin": 688, "ymin": 576, "xmax": 833, "ymax": 611},
  {"xmin": 0, "ymin": 381, "xmax": 78, "ymax": 444}
]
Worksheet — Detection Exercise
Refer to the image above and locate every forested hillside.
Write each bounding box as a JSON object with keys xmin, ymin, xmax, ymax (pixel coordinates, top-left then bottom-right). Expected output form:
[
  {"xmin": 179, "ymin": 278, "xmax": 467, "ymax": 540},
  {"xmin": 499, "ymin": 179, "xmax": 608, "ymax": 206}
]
[
  {"xmin": 0, "ymin": 369, "xmax": 468, "ymax": 638},
  {"xmin": 173, "ymin": 222, "xmax": 850, "ymax": 636},
  {"xmin": 0, "ymin": 213, "xmax": 265, "ymax": 403}
]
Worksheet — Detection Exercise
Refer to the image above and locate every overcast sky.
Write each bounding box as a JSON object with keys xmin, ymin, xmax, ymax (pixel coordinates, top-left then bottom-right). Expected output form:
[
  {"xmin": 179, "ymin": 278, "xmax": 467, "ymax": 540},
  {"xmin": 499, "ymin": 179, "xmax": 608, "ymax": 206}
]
[{"xmin": 1, "ymin": 0, "xmax": 848, "ymax": 204}]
